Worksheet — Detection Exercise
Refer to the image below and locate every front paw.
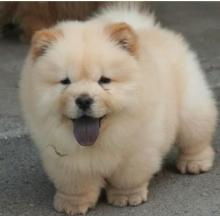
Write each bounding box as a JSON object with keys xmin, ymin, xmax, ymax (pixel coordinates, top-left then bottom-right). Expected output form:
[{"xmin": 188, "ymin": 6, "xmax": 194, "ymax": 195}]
[
  {"xmin": 53, "ymin": 192, "xmax": 97, "ymax": 215},
  {"xmin": 107, "ymin": 186, "xmax": 148, "ymax": 207}
]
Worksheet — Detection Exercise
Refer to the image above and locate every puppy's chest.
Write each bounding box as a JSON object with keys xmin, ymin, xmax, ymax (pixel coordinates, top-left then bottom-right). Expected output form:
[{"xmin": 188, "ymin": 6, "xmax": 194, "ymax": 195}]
[{"xmin": 54, "ymin": 146, "xmax": 122, "ymax": 176}]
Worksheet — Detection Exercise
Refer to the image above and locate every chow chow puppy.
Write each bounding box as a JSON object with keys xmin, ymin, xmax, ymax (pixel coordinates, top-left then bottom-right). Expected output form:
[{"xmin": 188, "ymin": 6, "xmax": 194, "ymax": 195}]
[{"xmin": 19, "ymin": 3, "xmax": 217, "ymax": 215}]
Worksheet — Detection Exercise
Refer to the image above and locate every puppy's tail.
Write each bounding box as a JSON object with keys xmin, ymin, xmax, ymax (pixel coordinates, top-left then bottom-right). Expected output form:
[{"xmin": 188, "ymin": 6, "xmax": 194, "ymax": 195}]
[{"xmin": 93, "ymin": 2, "xmax": 156, "ymax": 30}]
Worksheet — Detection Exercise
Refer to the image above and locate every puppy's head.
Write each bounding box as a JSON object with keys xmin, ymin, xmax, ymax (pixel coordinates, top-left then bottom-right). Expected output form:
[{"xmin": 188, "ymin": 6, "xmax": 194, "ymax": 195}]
[{"xmin": 29, "ymin": 21, "xmax": 141, "ymax": 146}]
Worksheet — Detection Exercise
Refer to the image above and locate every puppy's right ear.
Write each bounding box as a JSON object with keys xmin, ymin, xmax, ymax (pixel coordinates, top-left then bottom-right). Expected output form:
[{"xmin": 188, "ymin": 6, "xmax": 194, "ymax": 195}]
[{"xmin": 31, "ymin": 29, "xmax": 62, "ymax": 61}]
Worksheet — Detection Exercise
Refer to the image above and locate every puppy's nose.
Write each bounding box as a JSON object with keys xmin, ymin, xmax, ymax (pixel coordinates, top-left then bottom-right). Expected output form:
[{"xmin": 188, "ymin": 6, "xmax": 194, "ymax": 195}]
[{"xmin": 75, "ymin": 94, "xmax": 93, "ymax": 111}]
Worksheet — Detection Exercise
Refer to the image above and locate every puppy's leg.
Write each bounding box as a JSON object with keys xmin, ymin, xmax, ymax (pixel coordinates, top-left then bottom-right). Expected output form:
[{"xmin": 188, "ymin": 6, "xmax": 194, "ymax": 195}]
[
  {"xmin": 53, "ymin": 177, "xmax": 101, "ymax": 216},
  {"xmin": 106, "ymin": 154, "xmax": 160, "ymax": 207},
  {"xmin": 53, "ymin": 173, "xmax": 102, "ymax": 215},
  {"xmin": 42, "ymin": 155, "xmax": 103, "ymax": 215},
  {"xmin": 177, "ymin": 108, "xmax": 216, "ymax": 174},
  {"xmin": 176, "ymin": 56, "xmax": 217, "ymax": 174}
]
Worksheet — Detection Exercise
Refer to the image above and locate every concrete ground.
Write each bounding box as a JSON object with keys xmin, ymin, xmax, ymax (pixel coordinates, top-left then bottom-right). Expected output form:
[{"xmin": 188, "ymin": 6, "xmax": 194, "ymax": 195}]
[{"xmin": 0, "ymin": 2, "xmax": 220, "ymax": 216}]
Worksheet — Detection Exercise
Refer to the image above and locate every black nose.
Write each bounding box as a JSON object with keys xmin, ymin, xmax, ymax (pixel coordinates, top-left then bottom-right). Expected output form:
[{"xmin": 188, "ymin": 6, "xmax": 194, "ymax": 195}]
[{"xmin": 75, "ymin": 94, "xmax": 93, "ymax": 111}]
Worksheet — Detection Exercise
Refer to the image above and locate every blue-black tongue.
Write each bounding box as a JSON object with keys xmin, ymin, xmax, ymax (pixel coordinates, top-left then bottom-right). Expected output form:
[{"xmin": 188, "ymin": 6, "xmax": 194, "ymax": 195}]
[{"xmin": 73, "ymin": 116, "xmax": 100, "ymax": 146}]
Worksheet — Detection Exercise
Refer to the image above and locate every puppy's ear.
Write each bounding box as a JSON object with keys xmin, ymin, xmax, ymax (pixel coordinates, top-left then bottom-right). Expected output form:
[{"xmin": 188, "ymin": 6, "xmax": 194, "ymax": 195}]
[
  {"xmin": 105, "ymin": 22, "xmax": 138, "ymax": 56},
  {"xmin": 31, "ymin": 29, "xmax": 62, "ymax": 61}
]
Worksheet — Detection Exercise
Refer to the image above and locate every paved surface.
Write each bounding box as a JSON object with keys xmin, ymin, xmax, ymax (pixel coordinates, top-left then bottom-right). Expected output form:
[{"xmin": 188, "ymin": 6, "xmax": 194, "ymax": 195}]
[{"xmin": 0, "ymin": 2, "xmax": 220, "ymax": 216}]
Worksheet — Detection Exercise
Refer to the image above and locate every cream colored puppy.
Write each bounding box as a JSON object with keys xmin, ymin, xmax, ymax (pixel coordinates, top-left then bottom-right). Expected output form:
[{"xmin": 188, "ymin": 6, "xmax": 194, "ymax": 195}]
[{"xmin": 19, "ymin": 3, "xmax": 217, "ymax": 216}]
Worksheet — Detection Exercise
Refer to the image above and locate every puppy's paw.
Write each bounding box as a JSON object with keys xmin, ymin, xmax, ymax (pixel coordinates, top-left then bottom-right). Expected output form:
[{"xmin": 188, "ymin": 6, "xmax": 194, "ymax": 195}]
[
  {"xmin": 107, "ymin": 186, "xmax": 148, "ymax": 207},
  {"xmin": 177, "ymin": 146, "xmax": 215, "ymax": 174},
  {"xmin": 53, "ymin": 192, "xmax": 96, "ymax": 215}
]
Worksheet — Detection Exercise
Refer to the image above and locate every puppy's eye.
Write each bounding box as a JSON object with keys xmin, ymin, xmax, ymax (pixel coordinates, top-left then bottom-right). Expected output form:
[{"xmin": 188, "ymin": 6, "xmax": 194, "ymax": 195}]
[
  {"xmin": 60, "ymin": 78, "xmax": 71, "ymax": 85},
  {"xmin": 98, "ymin": 76, "xmax": 111, "ymax": 85}
]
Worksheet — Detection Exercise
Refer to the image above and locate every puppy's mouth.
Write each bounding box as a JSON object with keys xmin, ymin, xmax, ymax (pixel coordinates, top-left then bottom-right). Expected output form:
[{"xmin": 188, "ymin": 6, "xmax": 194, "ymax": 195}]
[{"xmin": 72, "ymin": 115, "xmax": 105, "ymax": 146}]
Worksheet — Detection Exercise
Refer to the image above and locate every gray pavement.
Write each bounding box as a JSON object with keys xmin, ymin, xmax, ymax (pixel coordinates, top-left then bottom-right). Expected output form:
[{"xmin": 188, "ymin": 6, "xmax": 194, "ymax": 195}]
[{"xmin": 0, "ymin": 2, "xmax": 220, "ymax": 216}]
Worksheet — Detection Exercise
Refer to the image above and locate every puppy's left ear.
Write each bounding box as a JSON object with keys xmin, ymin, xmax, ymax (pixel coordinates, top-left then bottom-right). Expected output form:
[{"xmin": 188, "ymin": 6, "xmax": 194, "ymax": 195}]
[
  {"xmin": 31, "ymin": 28, "xmax": 62, "ymax": 61},
  {"xmin": 105, "ymin": 22, "xmax": 138, "ymax": 56}
]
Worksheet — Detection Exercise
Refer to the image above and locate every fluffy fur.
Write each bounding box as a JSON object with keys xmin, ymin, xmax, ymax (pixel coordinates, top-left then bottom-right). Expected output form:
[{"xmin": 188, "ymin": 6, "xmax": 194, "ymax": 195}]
[{"xmin": 19, "ymin": 3, "xmax": 218, "ymax": 215}]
